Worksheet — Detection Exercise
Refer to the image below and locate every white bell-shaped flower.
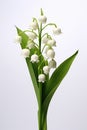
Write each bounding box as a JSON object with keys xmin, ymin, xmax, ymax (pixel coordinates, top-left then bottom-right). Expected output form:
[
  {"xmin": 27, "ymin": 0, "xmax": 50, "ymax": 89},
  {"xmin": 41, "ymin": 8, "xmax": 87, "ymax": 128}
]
[
  {"xmin": 48, "ymin": 39, "xmax": 56, "ymax": 46},
  {"xmin": 53, "ymin": 27, "xmax": 61, "ymax": 35},
  {"xmin": 38, "ymin": 15, "xmax": 47, "ymax": 24},
  {"xmin": 31, "ymin": 54, "xmax": 39, "ymax": 63},
  {"xmin": 38, "ymin": 74, "xmax": 45, "ymax": 83},
  {"xmin": 42, "ymin": 35, "xmax": 49, "ymax": 44},
  {"xmin": 43, "ymin": 66, "xmax": 50, "ymax": 75},
  {"xmin": 44, "ymin": 46, "xmax": 50, "ymax": 54},
  {"xmin": 28, "ymin": 32, "xmax": 37, "ymax": 40},
  {"xmin": 27, "ymin": 41, "xmax": 35, "ymax": 49},
  {"xmin": 21, "ymin": 49, "xmax": 30, "ymax": 58},
  {"xmin": 15, "ymin": 35, "xmax": 22, "ymax": 43},
  {"xmin": 48, "ymin": 59, "xmax": 57, "ymax": 68},
  {"xmin": 29, "ymin": 21, "xmax": 38, "ymax": 30},
  {"xmin": 46, "ymin": 49, "xmax": 55, "ymax": 59}
]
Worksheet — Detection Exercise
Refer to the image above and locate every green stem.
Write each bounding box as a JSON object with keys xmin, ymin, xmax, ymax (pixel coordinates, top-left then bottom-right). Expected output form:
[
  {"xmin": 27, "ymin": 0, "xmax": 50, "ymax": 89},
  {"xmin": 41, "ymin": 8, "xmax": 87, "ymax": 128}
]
[
  {"xmin": 42, "ymin": 114, "xmax": 47, "ymax": 130},
  {"xmin": 43, "ymin": 117, "xmax": 47, "ymax": 130},
  {"xmin": 41, "ymin": 33, "xmax": 48, "ymax": 38},
  {"xmin": 38, "ymin": 23, "xmax": 48, "ymax": 130},
  {"xmin": 38, "ymin": 96, "xmax": 48, "ymax": 130},
  {"xmin": 38, "ymin": 23, "xmax": 43, "ymax": 130},
  {"xmin": 42, "ymin": 23, "xmax": 57, "ymax": 30},
  {"xmin": 23, "ymin": 30, "xmax": 38, "ymax": 37},
  {"xmin": 38, "ymin": 83, "xmax": 42, "ymax": 130},
  {"xmin": 39, "ymin": 24, "xmax": 42, "ymax": 53}
]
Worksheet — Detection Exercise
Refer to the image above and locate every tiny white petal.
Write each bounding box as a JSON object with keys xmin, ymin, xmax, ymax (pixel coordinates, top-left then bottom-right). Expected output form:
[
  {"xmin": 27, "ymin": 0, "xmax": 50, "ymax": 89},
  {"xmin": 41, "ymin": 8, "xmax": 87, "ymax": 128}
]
[
  {"xmin": 46, "ymin": 49, "xmax": 55, "ymax": 59},
  {"xmin": 38, "ymin": 74, "xmax": 45, "ymax": 83},
  {"xmin": 28, "ymin": 32, "xmax": 37, "ymax": 40},
  {"xmin": 38, "ymin": 15, "xmax": 47, "ymax": 24},
  {"xmin": 48, "ymin": 39, "xmax": 56, "ymax": 46},
  {"xmin": 29, "ymin": 21, "xmax": 38, "ymax": 30},
  {"xmin": 15, "ymin": 36, "xmax": 22, "ymax": 43},
  {"xmin": 42, "ymin": 35, "xmax": 49, "ymax": 44},
  {"xmin": 21, "ymin": 49, "xmax": 30, "ymax": 58},
  {"xmin": 43, "ymin": 66, "xmax": 50, "ymax": 75},
  {"xmin": 53, "ymin": 27, "xmax": 61, "ymax": 35},
  {"xmin": 44, "ymin": 46, "xmax": 50, "ymax": 54},
  {"xmin": 27, "ymin": 41, "xmax": 34, "ymax": 49},
  {"xmin": 48, "ymin": 59, "xmax": 57, "ymax": 68},
  {"xmin": 31, "ymin": 54, "xmax": 39, "ymax": 63}
]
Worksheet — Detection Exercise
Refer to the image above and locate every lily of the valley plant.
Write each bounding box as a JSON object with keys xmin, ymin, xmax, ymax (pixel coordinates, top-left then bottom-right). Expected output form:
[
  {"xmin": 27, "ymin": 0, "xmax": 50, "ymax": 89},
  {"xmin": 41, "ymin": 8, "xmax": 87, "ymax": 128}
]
[{"xmin": 15, "ymin": 9, "xmax": 78, "ymax": 130}]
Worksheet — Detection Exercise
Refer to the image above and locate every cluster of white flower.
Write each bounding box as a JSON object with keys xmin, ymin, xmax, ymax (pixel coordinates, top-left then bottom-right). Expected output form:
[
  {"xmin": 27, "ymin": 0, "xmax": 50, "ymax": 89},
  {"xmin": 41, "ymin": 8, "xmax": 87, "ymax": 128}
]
[{"xmin": 15, "ymin": 9, "xmax": 61, "ymax": 83}]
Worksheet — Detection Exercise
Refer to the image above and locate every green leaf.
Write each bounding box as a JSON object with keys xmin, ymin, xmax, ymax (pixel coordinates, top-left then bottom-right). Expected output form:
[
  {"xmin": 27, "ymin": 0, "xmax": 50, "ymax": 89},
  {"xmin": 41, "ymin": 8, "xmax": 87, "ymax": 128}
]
[
  {"xmin": 26, "ymin": 58, "xmax": 40, "ymax": 105},
  {"xmin": 42, "ymin": 50, "xmax": 78, "ymax": 121},
  {"xmin": 16, "ymin": 26, "xmax": 28, "ymax": 49},
  {"xmin": 16, "ymin": 27, "xmax": 40, "ymax": 105}
]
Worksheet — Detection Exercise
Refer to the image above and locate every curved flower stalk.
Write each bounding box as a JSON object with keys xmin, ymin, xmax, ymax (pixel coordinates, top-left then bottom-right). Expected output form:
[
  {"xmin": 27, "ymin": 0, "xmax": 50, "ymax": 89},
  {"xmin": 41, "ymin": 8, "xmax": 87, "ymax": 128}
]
[{"xmin": 15, "ymin": 8, "xmax": 78, "ymax": 130}]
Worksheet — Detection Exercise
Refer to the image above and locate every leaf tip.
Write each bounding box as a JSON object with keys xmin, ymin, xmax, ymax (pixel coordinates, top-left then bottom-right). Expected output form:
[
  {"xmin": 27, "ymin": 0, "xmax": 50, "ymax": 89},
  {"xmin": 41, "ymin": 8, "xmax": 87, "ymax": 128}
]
[
  {"xmin": 75, "ymin": 50, "xmax": 79, "ymax": 55},
  {"xmin": 14, "ymin": 25, "xmax": 17, "ymax": 29}
]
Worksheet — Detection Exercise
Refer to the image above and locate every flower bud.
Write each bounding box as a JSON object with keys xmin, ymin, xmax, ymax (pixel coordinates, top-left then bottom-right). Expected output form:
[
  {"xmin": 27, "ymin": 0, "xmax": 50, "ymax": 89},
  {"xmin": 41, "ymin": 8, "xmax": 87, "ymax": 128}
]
[
  {"xmin": 46, "ymin": 49, "xmax": 55, "ymax": 59},
  {"xmin": 42, "ymin": 35, "xmax": 49, "ymax": 44},
  {"xmin": 29, "ymin": 21, "xmax": 38, "ymax": 30},
  {"xmin": 27, "ymin": 41, "xmax": 34, "ymax": 49},
  {"xmin": 28, "ymin": 32, "xmax": 37, "ymax": 40},
  {"xmin": 48, "ymin": 39, "xmax": 56, "ymax": 46},
  {"xmin": 38, "ymin": 74, "xmax": 45, "ymax": 83},
  {"xmin": 38, "ymin": 15, "xmax": 47, "ymax": 24},
  {"xmin": 48, "ymin": 59, "xmax": 57, "ymax": 68},
  {"xmin": 43, "ymin": 66, "xmax": 50, "ymax": 75},
  {"xmin": 21, "ymin": 49, "xmax": 30, "ymax": 58},
  {"xmin": 53, "ymin": 27, "xmax": 61, "ymax": 35},
  {"xmin": 31, "ymin": 54, "xmax": 39, "ymax": 63},
  {"xmin": 44, "ymin": 45, "xmax": 50, "ymax": 53},
  {"xmin": 15, "ymin": 36, "xmax": 22, "ymax": 43}
]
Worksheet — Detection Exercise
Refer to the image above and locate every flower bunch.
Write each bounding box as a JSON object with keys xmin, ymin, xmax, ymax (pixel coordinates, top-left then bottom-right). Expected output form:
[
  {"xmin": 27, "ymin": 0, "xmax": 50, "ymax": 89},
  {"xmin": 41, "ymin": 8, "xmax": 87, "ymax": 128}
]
[
  {"xmin": 15, "ymin": 9, "xmax": 78, "ymax": 130},
  {"xmin": 15, "ymin": 9, "xmax": 61, "ymax": 83}
]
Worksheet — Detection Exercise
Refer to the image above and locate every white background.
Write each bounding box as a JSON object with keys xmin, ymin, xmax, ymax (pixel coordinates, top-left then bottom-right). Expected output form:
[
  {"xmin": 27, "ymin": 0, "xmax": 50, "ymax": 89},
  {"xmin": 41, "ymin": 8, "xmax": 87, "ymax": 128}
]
[{"xmin": 0, "ymin": 0, "xmax": 87, "ymax": 130}]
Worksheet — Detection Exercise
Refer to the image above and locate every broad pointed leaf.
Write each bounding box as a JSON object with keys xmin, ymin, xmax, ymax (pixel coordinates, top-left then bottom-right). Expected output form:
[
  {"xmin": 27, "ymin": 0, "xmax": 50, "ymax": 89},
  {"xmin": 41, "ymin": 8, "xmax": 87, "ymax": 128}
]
[
  {"xmin": 42, "ymin": 50, "xmax": 78, "ymax": 121},
  {"xmin": 16, "ymin": 27, "xmax": 40, "ymax": 105}
]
